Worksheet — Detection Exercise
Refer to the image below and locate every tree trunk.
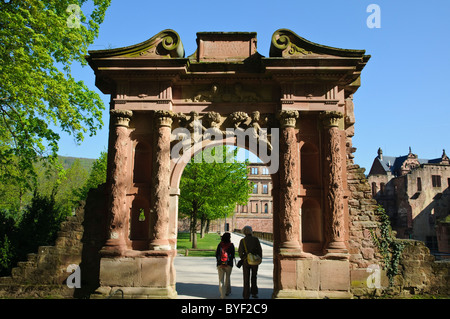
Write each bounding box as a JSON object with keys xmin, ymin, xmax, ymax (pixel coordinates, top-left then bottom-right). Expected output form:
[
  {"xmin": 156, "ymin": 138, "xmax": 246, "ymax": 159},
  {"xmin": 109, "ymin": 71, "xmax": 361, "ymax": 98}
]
[
  {"xmin": 206, "ymin": 219, "xmax": 211, "ymax": 234},
  {"xmin": 191, "ymin": 201, "xmax": 198, "ymax": 249},
  {"xmin": 200, "ymin": 214, "xmax": 206, "ymax": 238}
]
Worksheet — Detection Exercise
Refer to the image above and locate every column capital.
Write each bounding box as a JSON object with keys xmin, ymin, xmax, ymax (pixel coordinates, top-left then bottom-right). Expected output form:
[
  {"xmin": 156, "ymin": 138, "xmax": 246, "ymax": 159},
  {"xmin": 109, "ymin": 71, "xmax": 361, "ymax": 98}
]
[
  {"xmin": 154, "ymin": 110, "xmax": 175, "ymax": 127},
  {"xmin": 320, "ymin": 111, "xmax": 343, "ymax": 128},
  {"xmin": 110, "ymin": 109, "xmax": 133, "ymax": 127},
  {"xmin": 277, "ymin": 110, "xmax": 299, "ymax": 128}
]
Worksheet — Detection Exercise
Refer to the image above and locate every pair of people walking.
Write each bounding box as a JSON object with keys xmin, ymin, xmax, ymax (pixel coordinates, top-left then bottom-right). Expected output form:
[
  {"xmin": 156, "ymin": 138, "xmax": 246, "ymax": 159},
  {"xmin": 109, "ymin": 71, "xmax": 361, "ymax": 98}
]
[{"xmin": 215, "ymin": 226, "xmax": 263, "ymax": 299}]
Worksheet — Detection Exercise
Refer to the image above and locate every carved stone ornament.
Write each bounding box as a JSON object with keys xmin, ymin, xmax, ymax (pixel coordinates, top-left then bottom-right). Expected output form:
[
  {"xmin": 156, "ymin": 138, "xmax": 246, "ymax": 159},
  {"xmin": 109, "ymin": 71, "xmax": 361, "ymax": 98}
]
[
  {"xmin": 229, "ymin": 111, "xmax": 249, "ymax": 129},
  {"xmin": 154, "ymin": 110, "xmax": 174, "ymax": 127},
  {"xmin": 320, "ymin": 111, "xmax": 343, "ymax": 128},
  {"xmin": 269, "ymin": 28, "xmax": 367, "ymax": 59},
  {"xmin": 87, "ymin": 29, "xmax": 184, "ymax": 59},
  {"xmin": 186, "ymin": 83, "xmax": 262, "ymax": 103},
  {"xmin": 110, "ymin": 109, "xmax": 133, "ymax": 127},
  {"xmin": 277, "ymin": 110, "xmax": 299, "ymax": 128}
]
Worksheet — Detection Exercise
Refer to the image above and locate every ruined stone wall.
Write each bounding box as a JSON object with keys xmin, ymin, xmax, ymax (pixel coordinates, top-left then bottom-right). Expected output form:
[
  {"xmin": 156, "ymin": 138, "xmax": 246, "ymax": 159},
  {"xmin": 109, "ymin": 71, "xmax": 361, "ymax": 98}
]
[
  {"xmin": 0, "ymin": 185, "xmax": 108, "ymax": 299},
  {"xmin": 346, "ymin": 159, "xmax": 450, "ymax": 297},
  {"xmin": 347, "ymin": 163, "xmax": 383, "ymax": 270},
  {"xmin": 393, "ymin": 240, "xmax": 449, "ymax": 296},
  {"xmin": 0, "ymin": 208, "xmax": 84, "ymax": 298}
]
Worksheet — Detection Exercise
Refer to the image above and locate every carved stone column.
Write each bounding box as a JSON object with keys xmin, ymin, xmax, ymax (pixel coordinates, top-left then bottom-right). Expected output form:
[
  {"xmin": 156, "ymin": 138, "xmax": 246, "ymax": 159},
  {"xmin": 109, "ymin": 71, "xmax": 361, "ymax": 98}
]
[
  {"xmin": 149, "ymin": 110, "xmax": 174, "ymax": 250},
  {"xmin": 277, "ymin": 110, "xmax": 302, "ymax": 250},
  {"xmin": 102, "ymin": 109, "xmax": 133, "ymax": 255},
  {"xmin": 321, "ymin": 111, "xmax": 347, "ymax": 254}
]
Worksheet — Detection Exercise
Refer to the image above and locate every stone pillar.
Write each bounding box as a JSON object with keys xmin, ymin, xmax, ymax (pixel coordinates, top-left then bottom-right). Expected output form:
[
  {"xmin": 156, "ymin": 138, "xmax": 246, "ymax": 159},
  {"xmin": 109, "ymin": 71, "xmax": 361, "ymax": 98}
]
[
  {"xmin": 149, "ymin": 110, "xmax": 174, "ymax": 250},
  {"xmin": 102, "ymin": 109, "xmax": 133, "ymax": 255},
  {"xmin": 321, "ymin": 111, "xmax": 347, "ymax": 255},
  {"xmin": 277, "ymin": 110, "xmax": 302, "ymax": 251}
]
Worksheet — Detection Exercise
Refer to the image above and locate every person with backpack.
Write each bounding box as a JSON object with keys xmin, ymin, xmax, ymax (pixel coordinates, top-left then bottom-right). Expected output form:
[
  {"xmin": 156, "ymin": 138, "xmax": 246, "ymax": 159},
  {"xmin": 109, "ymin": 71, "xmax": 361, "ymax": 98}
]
[
  {"xmin": 215, "ymin": 232, "xmax": 235, "ymax": 299},
  {"xmin": 238, "ymin": 225, "xmax": 262, "ymax": 299}
]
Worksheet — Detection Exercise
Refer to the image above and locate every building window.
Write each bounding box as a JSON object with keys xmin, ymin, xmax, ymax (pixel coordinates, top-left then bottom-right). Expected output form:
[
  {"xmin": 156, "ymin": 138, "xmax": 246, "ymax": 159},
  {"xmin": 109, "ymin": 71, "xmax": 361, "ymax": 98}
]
[
  {"xmin": 262, "ymin": 184, "xmax": 268, "ymax": 194},
  {"xmin": 251, "ymin": 202, "xmax": 258, "ymax": 213},
  {"xmin": 262, "ymin": 167, "xmax": 269, "ymax": 175},
  {"xmin": 251, "ymin": 167, "xmax": 258, "ymax": 175},
  {"xmin": 380, "ymin": 183, "xmax": 385, "ymax": 194},
  {"xmin": 264, "ymin": 203, "xmax": 268, "ymax": 213},
  {"xmin": 253, "ymin": 183, "xmax": 258, "ymax": 194},
  {"xmin": 417, "ymin": 177, "xmax": 422, "ymax": 192},
  {"xmin": 432, "ymin": 175, "xmax": 441, "ymax": 187},
  {"xmin": 371, "ymin": 182, "xmax": 377, "ymax": 196}
]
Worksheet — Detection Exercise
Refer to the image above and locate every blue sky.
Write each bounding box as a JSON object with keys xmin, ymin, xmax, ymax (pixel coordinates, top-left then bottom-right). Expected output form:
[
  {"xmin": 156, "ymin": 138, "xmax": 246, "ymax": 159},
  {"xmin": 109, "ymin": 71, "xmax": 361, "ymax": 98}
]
[{"xmin": 62, "ymin": 0, "xmax": 450, "ymax": 172}]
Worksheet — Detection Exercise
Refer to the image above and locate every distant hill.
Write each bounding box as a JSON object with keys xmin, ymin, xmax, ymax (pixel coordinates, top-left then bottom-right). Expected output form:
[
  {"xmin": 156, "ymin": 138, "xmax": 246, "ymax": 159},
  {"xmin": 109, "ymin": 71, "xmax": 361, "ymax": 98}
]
[{"xmin": 58, "ymin": 156, "xmax": 96, "ymax": 172}]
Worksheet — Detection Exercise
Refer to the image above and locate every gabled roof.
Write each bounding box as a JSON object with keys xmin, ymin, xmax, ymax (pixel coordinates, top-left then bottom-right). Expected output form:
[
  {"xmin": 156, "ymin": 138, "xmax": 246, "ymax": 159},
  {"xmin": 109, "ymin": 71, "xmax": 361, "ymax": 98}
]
[{"xmin": 368, "ymin": 148, "xmax": 450, "ymax": 177}]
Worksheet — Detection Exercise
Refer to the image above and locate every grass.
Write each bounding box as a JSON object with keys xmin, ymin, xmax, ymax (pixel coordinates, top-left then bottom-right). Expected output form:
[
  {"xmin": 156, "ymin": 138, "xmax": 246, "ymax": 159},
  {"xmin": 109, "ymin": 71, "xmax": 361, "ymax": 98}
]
[{"xmin": 177, "ymin": 232, "xmax": 221, "ymax": 257}]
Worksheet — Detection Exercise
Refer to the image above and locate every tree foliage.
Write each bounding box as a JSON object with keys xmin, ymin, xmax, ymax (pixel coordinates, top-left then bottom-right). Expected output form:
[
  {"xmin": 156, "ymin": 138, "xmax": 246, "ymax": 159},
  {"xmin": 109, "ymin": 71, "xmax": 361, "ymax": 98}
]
[
  {"xmin": 0, "ymin": 152, "xmax": 107, "ymax": 276},
  {"xmin": 179, "ymin": 146, "xmax": 252, "ymax": 248},
  {"xmin": 0, "ymin": 0, "xmax": 110, "ymax": 186},
  {"xmin": 74, "ymin": 150, "xmax": 107, "ymax": 202}
]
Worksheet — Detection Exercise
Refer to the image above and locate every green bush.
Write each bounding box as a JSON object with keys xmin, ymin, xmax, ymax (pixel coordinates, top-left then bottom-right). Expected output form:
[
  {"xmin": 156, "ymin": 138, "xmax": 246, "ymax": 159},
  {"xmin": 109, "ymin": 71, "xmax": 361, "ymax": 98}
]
[{"xmin": 0, "ymin": 192, "xmax": 69, "ymax": 276}]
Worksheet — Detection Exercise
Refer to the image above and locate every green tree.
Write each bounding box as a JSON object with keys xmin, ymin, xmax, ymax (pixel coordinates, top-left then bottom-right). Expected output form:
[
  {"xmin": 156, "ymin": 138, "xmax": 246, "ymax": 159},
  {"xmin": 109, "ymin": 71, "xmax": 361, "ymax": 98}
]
[
  {"xmin": 74, "ymin": 151, "xmax": 107, "ymax": 202},
  {"xmin": 0, "ymin": 0, "xmax": 110, "ymax": 190},
  {"xmin": 179, "ymin": 146, "xmax": 252, "ymax": 248},
  {"xmin": 15, "ymin": 192, "xmax": 69, "ymax": 268}
]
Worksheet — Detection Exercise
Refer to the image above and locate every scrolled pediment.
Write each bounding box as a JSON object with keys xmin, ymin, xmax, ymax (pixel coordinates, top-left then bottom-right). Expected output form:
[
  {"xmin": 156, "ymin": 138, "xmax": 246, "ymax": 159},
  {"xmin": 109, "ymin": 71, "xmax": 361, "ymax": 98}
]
[
  {"xmin": 269, "ymin": 29, "xmax": 366, "ymax": 58},
  {"xmin": 88, "ymin": 29, "xmax": 184, "ymax": 59}
]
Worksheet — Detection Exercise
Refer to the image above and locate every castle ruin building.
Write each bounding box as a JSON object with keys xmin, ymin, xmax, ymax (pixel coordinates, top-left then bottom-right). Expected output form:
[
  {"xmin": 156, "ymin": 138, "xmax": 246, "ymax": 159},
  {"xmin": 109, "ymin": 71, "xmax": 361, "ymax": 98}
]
[{"xmin": 368, "ymin": 148, "xmax": 450, "ymax": 257}]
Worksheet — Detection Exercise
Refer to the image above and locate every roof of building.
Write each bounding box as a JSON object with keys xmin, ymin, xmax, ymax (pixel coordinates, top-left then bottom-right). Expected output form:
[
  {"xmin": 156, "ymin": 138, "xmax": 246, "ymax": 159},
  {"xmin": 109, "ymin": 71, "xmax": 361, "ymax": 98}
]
[{"xmin": 368, "ymin": 147, "xmax": 450, "ymax": 177}]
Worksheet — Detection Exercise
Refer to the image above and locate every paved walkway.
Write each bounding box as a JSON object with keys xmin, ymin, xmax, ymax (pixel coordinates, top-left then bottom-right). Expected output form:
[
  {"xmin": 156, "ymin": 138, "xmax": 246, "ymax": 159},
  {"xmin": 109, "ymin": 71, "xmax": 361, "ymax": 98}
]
[{"xmin": 174, "ymin": 232, "xmax": 274, "ymax": 299}]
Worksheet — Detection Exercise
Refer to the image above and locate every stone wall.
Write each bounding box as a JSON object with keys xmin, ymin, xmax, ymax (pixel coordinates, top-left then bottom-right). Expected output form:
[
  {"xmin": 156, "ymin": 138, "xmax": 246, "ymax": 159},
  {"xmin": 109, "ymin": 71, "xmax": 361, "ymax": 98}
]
[
  {"xmin": 347, "ymin": 163, "xmax": 383, "ymax": 269},
  {"xmin": 392, "ymin": 240, "xmax": 449, "ymax": 296},
  {"xmin": 0, "ymin": 185, "xmax": 108, "ymax": 299},
  {"xmin": 346, "ymin": 161, "xmax": 450, "ymax": 297},
  {"xmin": 0, "ymin": 207, "xmax": 84, "ymax": 298}
]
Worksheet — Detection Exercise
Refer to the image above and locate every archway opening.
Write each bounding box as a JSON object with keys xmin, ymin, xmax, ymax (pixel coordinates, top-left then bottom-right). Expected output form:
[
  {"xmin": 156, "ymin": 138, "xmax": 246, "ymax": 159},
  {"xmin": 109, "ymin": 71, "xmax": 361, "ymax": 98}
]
[{"xmin": 173, "ymin": 143, "xmax": 274, "ymax": 299}]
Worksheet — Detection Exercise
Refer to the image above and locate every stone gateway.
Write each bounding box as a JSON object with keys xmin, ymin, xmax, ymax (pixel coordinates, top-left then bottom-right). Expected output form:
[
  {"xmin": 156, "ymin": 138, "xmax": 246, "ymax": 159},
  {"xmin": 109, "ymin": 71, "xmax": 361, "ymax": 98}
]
[{"xmin": 85, "ymin": 28, "xmax": 372, "ymax": 298}]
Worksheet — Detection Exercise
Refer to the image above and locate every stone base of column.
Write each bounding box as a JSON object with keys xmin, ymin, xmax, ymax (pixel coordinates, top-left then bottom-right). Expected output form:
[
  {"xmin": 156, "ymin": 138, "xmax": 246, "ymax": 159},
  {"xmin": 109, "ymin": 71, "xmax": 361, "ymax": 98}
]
[
  {"xmin": 92, "ymin": 286, "xmax": 177, "ymax": 299},
  {"xmin": 280, "ymin": 240, "xmax": 302, "ymax": 250},
  {"xmin": 274, "ymin": 254, "xmax": 351, "ymax": 298},
  {"xmin": 273, "ymin": 289, "xmax": 352, "ymax": 299},
  {"xmin": 149, "ymin": 239, "xmax": 172, "ymax": 251},
  {"xmin": 324, "ymin": 241, "xmax": 349, "ymax": 259},
  {"xmin": 100, "ymin": 238, "xmax": 128, "ymax": 257},
  {"xmin": 94, "ymin": 251, "xmax": 176, "ymax": 299}
]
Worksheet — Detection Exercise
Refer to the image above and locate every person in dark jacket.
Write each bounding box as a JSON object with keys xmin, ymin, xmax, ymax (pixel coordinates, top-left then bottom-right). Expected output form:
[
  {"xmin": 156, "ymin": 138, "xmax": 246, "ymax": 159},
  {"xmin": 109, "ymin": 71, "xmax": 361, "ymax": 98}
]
[
  {"xmin": 215, "ymin": 232, "xmax": 235, "ymax": 299},
  {"xmin": 238, "ymin": 225, "xmax": 263, "ymax": 299}
]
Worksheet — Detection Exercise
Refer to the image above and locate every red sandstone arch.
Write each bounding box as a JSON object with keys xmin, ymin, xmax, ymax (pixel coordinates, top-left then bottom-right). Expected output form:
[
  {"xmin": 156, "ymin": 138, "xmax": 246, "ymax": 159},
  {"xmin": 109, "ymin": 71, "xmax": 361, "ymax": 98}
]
[{"xmin": 86, "ymin": 28, "xmax": 369, "ymax": 299}]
